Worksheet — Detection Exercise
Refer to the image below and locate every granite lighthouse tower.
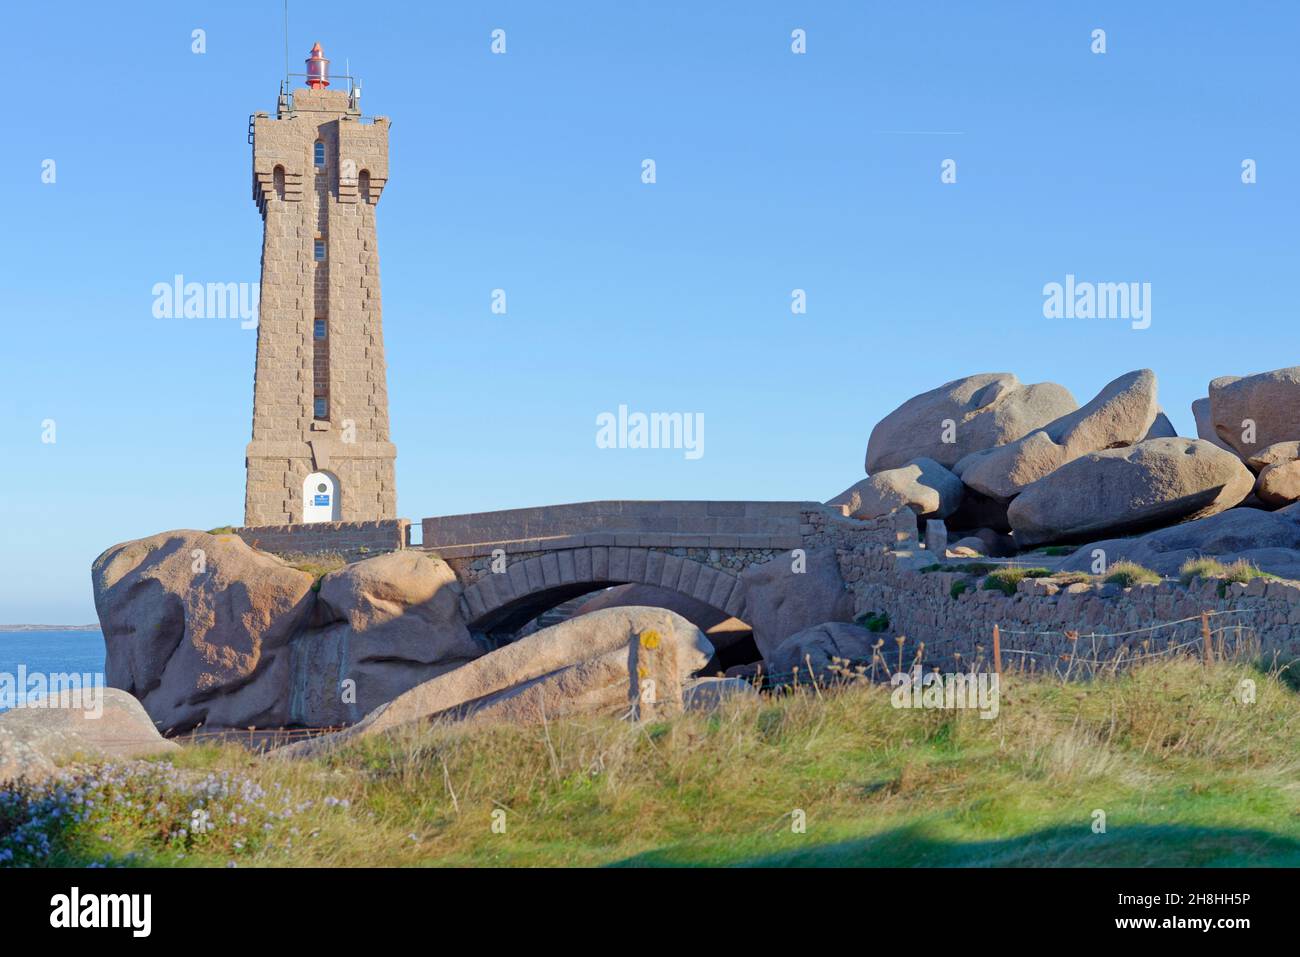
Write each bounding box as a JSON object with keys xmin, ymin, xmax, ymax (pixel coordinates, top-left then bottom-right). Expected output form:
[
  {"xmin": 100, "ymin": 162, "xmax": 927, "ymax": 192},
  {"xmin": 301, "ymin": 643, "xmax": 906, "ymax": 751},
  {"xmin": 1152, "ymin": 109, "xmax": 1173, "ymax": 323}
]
[{"xmin": 245, "ymin": 43, "xmax": 397, "ymax": 525}]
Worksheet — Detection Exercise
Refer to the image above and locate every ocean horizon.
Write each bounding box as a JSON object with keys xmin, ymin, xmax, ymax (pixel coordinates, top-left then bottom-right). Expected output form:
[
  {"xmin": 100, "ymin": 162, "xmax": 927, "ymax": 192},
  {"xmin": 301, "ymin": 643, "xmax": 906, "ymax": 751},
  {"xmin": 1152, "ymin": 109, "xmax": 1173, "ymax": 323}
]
[{"xmin": 0, "ymin": 630, "xmax": 106, "ymax": 713}]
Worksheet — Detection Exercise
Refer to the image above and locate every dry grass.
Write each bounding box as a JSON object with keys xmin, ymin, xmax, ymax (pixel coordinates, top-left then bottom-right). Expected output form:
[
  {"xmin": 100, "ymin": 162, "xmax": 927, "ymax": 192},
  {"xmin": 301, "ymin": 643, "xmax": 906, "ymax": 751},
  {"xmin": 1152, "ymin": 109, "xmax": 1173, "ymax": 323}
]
[
  {"xmin": 1050, "ymin": 571, "xmax": 1096, "ymax": 586},
  {"xmin": 279, "ymin": 550, "xmax": 347, "ymax": 580}
]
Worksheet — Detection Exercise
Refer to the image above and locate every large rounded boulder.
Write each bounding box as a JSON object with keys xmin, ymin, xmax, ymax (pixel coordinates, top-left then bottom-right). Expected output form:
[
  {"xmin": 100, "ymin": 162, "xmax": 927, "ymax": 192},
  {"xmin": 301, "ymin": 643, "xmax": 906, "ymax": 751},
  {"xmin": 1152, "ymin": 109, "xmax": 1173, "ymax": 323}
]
[
  {"xmin": 571, "ymin": 583, "xmax": 752, "ymax": 655},
  {"xmin": 828, "ymin": 457, "xmax": 963, "ymax": 520},
  {"xmin": 959, "ymin": 369, "xmax": 1159, "ymax": 501},
  {"xmin": 1192, "ymin": 397, "xmax": 1235, "ymax": 451},
  {"xmin": 765, "ymin": 621, "xmax": 877, "ymax": 682},
  {"xmin": 315, "ymin": 550, "xmax": 480, "ymax": 669},
  {"xmin": 1256, "ymin": 461, "xmax": 1300, "ymax": 508},
  {"xmin": 737, "ymin": 548, "xmax": 854, "ymax": 660},
  {"xmin": 295, "ymin": 551, "xmax": 485, "ymax": 727},
  {"xmin": 1007, "ymin": 438, "xmax": 1254, "ymax": 547},
  {"xmin": 0, "ymin": 728, "xmax": 55, "ymax": 786},
  {"xmin": 275, "ymin": 607, "xmax": 714, "ymax": 757},
  {"xmin": 0, "ymin": 688, "xmax": 176, "ymax": 774},
  {"xmin": 865, "ymin": 373, "xmax": 1077, "ymax": 474},
  {"xmin": 92, "ymin": 531, "xmax": 317, "ymax": 734},
  {"xmin": 1209, "ymin": 367, "xmax": 1300, "ymax": 458},
  {"xmin": 1057, "ymin": 502, "xmax": 1300, "ymax": 578},
  {"xmin": 1246, "ymin": 441, "xmax": 1300, "ymax": 472},
  {"xmin": 92, "ymin": 533, "xmax": 484, "ymax": 733}
]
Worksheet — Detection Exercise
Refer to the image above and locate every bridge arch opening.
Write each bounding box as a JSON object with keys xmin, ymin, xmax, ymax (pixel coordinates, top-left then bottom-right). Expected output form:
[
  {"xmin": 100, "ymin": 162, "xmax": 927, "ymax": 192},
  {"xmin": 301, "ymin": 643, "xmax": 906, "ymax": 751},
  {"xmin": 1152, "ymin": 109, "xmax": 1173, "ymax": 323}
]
[{"xmin": 465, "ymin": 579, "xmax": 759, "ymax": 674}]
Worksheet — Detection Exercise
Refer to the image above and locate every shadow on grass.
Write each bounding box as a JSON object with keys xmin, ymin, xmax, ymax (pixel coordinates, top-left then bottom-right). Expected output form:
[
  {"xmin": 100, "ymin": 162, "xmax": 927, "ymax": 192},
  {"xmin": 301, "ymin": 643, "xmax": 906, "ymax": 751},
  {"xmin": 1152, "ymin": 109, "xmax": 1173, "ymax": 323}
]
[
  {"xmin": 10, "ymin": 814, "xmax": 1298, "ymax": 868},
  {"xmin": 1253, "ymin": 656, "xmax": 1300, "ymax": 693},
  {"xmin": 613, "ymin": 823, "xmax": 1300, "ymax": 868}
]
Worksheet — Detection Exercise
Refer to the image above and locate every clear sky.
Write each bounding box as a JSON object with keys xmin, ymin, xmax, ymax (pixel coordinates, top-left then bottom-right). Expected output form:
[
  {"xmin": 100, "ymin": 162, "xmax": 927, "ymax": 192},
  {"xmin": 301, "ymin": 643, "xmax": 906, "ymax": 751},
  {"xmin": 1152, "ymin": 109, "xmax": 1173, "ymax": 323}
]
[{"xmin": 1, "ymin": 1, "xmax": 1296, "ymax": 623}]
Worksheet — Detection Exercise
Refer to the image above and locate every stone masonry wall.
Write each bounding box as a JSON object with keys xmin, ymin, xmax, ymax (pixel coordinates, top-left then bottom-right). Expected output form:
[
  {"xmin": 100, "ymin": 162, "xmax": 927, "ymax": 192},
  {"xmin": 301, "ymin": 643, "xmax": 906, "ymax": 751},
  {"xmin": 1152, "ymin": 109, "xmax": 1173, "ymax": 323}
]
[
  {"xmin": 234, "ymin": 519, "xmax": 409, "ymax": 562},
  {"xmin": 836, "ymin": 511, "xmax": 1300, "ymax": 668},
  {"xmin": 423, "ymin": 500, "xmax": 813, "ymax": 550},
  {"xmin": 447, "ymin": 545, "xmax": 785, "ymax": 588}
]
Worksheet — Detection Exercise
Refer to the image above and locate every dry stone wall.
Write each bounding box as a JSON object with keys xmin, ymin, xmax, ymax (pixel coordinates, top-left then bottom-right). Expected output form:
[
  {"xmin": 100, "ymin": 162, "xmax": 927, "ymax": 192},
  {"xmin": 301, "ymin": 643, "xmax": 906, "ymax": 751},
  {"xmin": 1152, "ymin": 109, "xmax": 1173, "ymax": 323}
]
[{"xmin": 837, "ymin": 512, "xmax": 1300, "ymax": 666}]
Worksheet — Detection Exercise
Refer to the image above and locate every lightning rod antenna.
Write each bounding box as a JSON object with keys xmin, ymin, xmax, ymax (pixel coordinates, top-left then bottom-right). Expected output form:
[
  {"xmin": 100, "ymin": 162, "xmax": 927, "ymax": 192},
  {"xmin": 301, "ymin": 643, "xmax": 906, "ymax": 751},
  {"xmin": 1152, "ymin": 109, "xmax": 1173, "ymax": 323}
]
[{"xmin": 283, "ymin": 0, "xmax": 290, "ymax": 83}]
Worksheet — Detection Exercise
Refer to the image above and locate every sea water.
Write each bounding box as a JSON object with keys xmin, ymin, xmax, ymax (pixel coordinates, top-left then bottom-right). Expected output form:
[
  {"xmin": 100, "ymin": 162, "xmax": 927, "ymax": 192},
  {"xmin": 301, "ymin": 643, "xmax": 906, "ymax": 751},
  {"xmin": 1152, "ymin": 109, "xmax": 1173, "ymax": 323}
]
[{"xmin": 0, "ymin": 631, "xmax": 105, "ymax": 713}]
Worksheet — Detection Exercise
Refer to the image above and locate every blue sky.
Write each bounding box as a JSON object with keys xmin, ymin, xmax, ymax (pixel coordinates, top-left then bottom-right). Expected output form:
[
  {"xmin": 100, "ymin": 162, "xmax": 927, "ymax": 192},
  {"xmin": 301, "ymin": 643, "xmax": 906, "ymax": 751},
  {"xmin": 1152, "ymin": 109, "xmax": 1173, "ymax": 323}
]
[{"xmin": 1, "ymin": 1, "xmax": 1296, "ymax": 623}]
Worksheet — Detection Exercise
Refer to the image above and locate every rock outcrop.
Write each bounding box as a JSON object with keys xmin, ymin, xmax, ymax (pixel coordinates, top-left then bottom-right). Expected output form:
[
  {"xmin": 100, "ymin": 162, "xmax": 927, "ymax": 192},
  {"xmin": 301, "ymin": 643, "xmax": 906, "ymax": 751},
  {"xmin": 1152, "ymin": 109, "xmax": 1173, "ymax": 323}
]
[
  {"xmin": 1256, "ymin": 461, "xmax": 1300, "ymax": 508},
  {"xmin": 1246, "ymin": 442, "xmax": 1300, "ymax": 473},
  {"xmin": 1058, "ymin": 502, "xmax": 1300, "ymax": 579},
  {"xmin": 93, "ymin": 531, "xmax": 317, "ymax": 733},
  {"xmin": 0, "ymin": 728, "xmax": 55, "ymax": 785},
  {"xmin": 828, "ymin": 457, "xmax": 963, "ymax": 520},
  {"xmin": 1241, "ymin": 441, "xmax": 1300, "ymax": 509},
  {"xmin": 290, "ymin": 551, "xmax": 484, "ymax": 727},
  {"xmin": 960, "ymin": 369, "xmax": 1160, "ymax": 501},
  {"xmin": 737, "ymin": 548, "xmax": 854, "ymax": 660},
  {"xmin": 1192, "ymin": 397, "xmax": 1234, "ymax": 451},
  {"xmin": 1007, "ymin": 438, "xmax": 1255, "ymax": 547},
  {"xmin": 947, "ymin": 527, "xmax": 1016, "ymax": 557},
  {"xmin": 571, "ymin": 583, "xmax": 750, "ymax": 652},
  {"xmin": 959, "ymin": 526, "xmax": 1017, "ymax": 557},
  {"xmin": 93, "ymin": 532, "xmax": 483, "ymax": 733},
  {"xmin": 944, "ymin": 487, "xmax": 1012, "ymax": 533},
  {"xmin": 0, "ymin": 689, "xmax": 176, "ymax": 783},
  {"xmin": 682, "ymin": 677, "xmax": 758, "ymax": 711},
  {"xmin": 865, "ymin": 373, "xmax": 1077, "ymax": 473},
  {"xmin": 316, "ymin": 551, "xmax": 478, "ymax": 662},
  {"xmin": 949, "ymin": 539, "xmax": 986, "ymax": 557},
  {"xmin": 1208, "ymin": 366, "xmax": 1300, "ymax": 458},
  {"xmin": 765, "ymin": 621, "xmax": 877, "ymax": 682},
  {"xmin": 274, "ymin": 607, "xmax": 713, "ymax": 758}
]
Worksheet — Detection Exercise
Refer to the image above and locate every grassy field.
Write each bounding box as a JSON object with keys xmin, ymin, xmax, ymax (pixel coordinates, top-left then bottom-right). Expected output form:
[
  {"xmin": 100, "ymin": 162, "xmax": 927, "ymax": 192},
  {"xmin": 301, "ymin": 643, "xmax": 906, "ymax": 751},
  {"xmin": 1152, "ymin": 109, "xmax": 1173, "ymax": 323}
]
[{"xmin": 2, "ymin": 657, "xmax": 1297, "ymax": 867}]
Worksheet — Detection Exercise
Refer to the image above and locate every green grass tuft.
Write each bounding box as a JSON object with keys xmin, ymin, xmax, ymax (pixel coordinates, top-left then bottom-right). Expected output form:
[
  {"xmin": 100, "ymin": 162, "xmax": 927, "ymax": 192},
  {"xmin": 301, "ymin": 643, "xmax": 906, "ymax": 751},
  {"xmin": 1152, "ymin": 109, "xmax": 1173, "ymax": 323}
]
[
  {"xmin": 1102, "ymin": 561, "xmax": 1161, "ymax": 587},
  {"xmin": 1221, "ymin": 559, "xmax": 1276, "ymax": 584},
  {"xmin": 1180, "ymin": 556, "xmax": 1228, "ymax": 584},
  {"xmin": 981, "ymin": 566, "xmax": 1051, "ymax": 595},
  {"xmin": 854, "ymin": 611, "xmax": 891, "ymax": 633},
  {"xmin": 1179, "ymin": 557, "xmax": 1278, "ymax": 588}
]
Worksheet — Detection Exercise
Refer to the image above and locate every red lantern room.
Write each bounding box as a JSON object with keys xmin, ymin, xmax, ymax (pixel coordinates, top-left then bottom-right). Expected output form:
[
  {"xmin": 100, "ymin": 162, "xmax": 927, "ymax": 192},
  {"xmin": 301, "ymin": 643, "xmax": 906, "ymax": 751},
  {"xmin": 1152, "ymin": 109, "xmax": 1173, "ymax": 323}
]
[{"xmin": 305, "ymin": 42, "xmax": 330, "ymax": 89}]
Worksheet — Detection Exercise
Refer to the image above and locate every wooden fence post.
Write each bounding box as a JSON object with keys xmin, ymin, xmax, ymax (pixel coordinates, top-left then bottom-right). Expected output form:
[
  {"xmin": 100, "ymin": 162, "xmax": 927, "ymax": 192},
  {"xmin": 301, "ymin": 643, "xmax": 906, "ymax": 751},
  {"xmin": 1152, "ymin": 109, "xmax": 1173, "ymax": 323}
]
[
  {"xmin": 1201, "ymin": 611, "xmax": 1213, "ymax": 666},
  {"xmin": 992, "ymin": 624, "xmax": 1002, "ymax": 677}
]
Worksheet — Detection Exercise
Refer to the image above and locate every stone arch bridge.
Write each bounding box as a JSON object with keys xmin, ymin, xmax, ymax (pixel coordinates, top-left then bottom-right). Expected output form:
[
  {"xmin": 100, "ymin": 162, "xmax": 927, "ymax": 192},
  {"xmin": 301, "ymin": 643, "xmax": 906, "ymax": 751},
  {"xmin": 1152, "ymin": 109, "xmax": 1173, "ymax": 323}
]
[{"xmin": 417, "ymin": 500, "xmax": 907, "ymax": 642}]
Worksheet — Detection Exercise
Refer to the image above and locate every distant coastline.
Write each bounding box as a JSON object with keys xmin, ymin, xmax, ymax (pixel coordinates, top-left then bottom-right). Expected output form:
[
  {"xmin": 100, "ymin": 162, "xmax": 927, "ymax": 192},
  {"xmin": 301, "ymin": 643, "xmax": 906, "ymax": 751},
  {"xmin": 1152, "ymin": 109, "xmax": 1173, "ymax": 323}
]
[{"xmin": 0, "ymin": 624, "xmax": 101, "ymax": 633}]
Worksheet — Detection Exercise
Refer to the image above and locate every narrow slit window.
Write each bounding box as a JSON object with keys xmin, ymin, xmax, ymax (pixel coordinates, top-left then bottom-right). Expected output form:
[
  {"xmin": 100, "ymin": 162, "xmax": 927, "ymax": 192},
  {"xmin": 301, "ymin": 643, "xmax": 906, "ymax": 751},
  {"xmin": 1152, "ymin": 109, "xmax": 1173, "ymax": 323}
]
[
  {"xmin": 314, "ymin": 397, "xmax": 328, "ymax": 420},
  {"xmin": 314, "ymin": 239, "xmax": 326, "ymax": 261},
  {"xmin": 313, "ymin": 319, "xmax": 327, "ymax": 340},
  {"xmin": 314, "ymin": 140, "xmax": 326, "ymax": 168}
]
